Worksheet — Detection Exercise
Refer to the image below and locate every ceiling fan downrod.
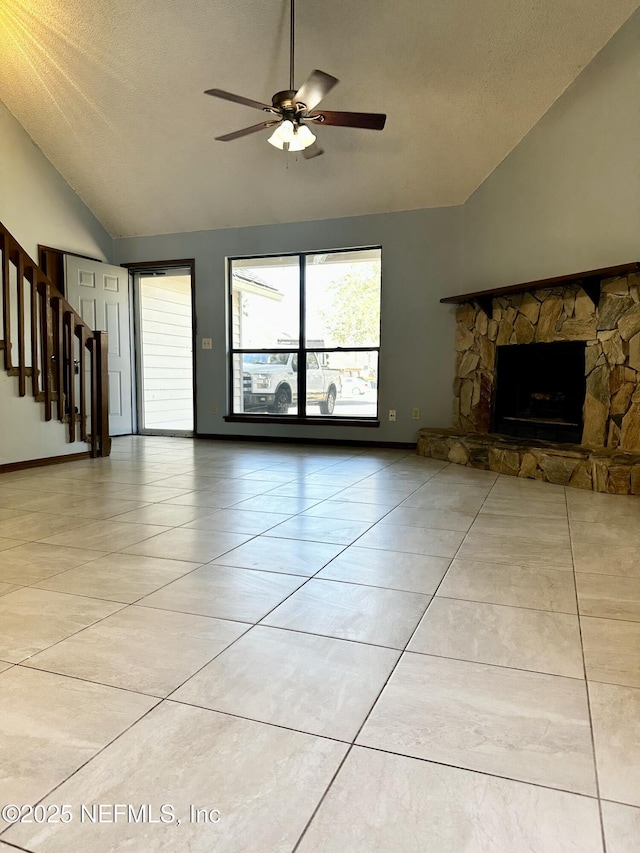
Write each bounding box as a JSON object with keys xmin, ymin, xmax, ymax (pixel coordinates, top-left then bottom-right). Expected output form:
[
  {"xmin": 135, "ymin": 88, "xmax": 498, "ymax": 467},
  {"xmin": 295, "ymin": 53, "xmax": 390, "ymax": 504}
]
[{"xmin": 290, "ymin": 0, "xmax": 295, "ymax": 92}]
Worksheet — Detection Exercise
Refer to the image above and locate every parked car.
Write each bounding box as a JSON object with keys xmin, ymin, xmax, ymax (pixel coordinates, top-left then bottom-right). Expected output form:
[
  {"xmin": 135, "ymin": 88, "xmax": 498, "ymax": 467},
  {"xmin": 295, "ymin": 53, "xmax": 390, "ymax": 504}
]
[
  {"xmin": 243, "ymin": 352, "xmax": 339, "ymax": 414},
  {"xmin": 341, "ymin": 376, "xmax": 370, "ymax": 396}
]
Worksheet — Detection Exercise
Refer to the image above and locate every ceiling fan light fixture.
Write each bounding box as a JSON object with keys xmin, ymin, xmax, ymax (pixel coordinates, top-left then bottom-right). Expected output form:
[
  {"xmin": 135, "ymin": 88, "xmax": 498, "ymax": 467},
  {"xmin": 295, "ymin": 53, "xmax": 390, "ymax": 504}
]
[
  {"xmin": 267, "ymin": 119, "xmax": 295, "ymax": 148},
  {"xmin": 267, "ymin": 120, "xmax": 315, "ymax": 151},
  {"xmin": 206, "ymin": 0, "xmax": 386, "ymax": 156}
]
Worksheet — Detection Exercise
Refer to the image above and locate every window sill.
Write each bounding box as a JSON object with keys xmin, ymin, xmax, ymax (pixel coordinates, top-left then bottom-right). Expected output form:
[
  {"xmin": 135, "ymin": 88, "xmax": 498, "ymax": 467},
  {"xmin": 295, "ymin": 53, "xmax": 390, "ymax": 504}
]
[{"xmin": 224, "ymin": 415, "xmax": 380, "ymax": 428}]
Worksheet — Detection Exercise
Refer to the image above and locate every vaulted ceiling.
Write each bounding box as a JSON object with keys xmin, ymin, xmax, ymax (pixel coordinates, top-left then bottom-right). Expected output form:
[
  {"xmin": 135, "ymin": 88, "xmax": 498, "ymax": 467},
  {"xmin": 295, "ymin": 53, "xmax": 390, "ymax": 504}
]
[{"xmin": 1, "ymin": 0, "xmax": 638, "ymax": 238}]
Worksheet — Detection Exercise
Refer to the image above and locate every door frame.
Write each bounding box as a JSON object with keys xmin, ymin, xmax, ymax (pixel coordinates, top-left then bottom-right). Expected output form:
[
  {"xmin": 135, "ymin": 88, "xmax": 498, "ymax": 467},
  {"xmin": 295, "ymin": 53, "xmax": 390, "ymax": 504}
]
[{"xmin": 123, "ymin": 259, "xmax": 197, "ymax": 436}]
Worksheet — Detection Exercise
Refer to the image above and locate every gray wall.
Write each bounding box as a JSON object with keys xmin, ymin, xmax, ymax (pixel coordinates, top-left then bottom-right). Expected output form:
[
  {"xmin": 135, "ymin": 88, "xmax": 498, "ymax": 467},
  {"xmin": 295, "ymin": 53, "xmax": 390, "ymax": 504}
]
[
  {"xmin": 462, "ymin": 8, "xmax": 640, "ymax": 291},
  {"xmin": 0, "ymin": 100, "xmax": 112, "ymax": 262},
  {"xmin": 0, "ymin": 101, "xmax": 113, "ymax": 463},
  {"xmin": 114, "ymin": 207, "xmax": 462, "ymax": 443}
]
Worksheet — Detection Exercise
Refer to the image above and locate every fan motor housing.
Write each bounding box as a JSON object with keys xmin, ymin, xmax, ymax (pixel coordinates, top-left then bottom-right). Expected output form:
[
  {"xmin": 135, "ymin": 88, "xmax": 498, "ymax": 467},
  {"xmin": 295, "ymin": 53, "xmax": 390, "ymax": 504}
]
[{"xmin": 271, "ymin": 90, "xmax": 301, "ymax": 116}]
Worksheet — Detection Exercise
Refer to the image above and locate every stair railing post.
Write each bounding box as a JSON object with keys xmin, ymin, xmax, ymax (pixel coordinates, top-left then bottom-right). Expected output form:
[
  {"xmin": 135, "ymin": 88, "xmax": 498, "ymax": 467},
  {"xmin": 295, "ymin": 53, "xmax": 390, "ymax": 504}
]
[
  {"xmin": 38, "ymin": 280, "xmax": 53, "ymax": 421},
  {"xmin": 1, "ymin": 230, "xmax": 11, "ymax": 371},
  {"xmin": 52, "ymin": 296, "xmax": 65, "ymax": 421},
  {"xmin": 78, "ymin": 326, "xmax": 88, "ymax": 442},
  {"xmin": 28, "ymin": 266, "xmax": 39, "ymax": 398},
  {"xmin": 94, "ymin": 330, "xmax": 111, "ymax": 457},
  {"xmin": 64, "ymin": 311, "xmax": 75, "ymax": 443},
  {"xmin": 14, "ymin": 247, "xmax": 26, "ymax": 396}
]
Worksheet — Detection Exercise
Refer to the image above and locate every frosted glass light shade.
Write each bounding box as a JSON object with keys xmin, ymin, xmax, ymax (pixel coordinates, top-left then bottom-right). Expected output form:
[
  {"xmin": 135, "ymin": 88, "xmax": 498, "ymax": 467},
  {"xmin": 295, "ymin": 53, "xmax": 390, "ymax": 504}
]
[
  {"xmin": 267, "ymin": 120, "xmax": 316, "ymax": 151},
  {"xmin": 295, "ymin": 124, "xmax": 316, "ymax": 147},
  {"xmin": 267, "ymin": 120, "xmax": 295, "ymax": 148}
]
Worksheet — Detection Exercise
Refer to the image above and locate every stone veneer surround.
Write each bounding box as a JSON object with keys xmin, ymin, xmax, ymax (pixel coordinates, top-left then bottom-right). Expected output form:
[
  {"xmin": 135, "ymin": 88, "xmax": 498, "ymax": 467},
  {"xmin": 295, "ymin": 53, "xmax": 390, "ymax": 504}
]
[{"xmin": 417, "ymin": 272, "xmax": 640, "ymax": 494}]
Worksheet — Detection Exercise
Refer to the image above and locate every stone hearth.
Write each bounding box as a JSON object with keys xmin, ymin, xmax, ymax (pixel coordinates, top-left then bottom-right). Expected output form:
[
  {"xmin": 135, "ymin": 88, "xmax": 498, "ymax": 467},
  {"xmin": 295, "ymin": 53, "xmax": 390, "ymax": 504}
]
[
  {"xmin": 417, "ymin": 428, "xmax": 640, "ymax": 494},
  {"xmin": 419, "ymin": 269, "xmax": 640, "ymax": 493}
]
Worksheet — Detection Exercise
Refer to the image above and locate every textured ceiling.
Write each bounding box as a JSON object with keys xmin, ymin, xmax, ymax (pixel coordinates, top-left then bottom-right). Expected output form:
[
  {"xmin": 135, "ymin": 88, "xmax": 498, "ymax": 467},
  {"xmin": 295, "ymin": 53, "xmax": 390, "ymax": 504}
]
[{"xmin": 0, "ymin": 0, "xmax": 638, "ymax": 238}]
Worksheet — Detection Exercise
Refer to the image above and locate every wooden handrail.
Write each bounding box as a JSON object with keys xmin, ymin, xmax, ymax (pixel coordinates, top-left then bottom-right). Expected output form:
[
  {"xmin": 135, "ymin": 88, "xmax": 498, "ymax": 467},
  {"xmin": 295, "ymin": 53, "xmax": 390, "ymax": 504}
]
[{"xmin": 0, "ymin": 221, "xmax": 111, "ymax": 458}]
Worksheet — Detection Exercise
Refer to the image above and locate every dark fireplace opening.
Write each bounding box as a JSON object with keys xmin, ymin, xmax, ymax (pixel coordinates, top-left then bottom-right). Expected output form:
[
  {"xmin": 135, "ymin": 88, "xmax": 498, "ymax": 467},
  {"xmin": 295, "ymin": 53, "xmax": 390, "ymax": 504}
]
[{"xmin": 493, "ymin": 341, "xmax": 586, "ymax": 443}]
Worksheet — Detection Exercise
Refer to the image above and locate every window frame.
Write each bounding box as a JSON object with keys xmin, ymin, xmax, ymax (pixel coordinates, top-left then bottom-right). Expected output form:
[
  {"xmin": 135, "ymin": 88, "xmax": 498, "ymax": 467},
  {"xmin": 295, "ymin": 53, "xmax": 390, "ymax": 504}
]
[{"xmin": 225, "ymin": 246, "xmax": 381, "ymax": 426}]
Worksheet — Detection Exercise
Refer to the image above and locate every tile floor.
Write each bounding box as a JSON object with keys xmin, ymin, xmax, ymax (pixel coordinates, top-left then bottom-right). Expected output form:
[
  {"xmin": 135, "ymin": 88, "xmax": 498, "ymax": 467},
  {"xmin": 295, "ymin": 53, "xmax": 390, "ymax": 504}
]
[{"xmin": 0, "ymin": 436, "xmax": 638, "ymax": 852}]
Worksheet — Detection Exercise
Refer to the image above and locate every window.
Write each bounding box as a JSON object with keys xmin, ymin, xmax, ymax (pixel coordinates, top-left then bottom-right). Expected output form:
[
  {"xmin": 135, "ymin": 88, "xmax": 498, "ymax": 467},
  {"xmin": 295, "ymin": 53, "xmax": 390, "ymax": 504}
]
[{"xmin": 228, "ymin": 248, "xmax": 381, "ymax": 421}]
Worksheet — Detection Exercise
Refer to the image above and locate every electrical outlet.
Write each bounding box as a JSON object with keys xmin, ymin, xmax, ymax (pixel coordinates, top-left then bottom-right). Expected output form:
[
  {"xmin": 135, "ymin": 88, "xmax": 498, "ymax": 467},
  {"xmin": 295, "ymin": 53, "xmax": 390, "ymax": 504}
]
[
  {"xmin": 201, "ymin": 337, "xmax": 212, "ymax": 350},
  {"xmin": 388, "ymin": 409, "xmax": 396, "ymax": 422},
  {"xmin": 212, "ymin": 404, "xmax": 218, "ymax": 414},
  {"xmin": 412, "ymin": 407, "xmax": 421, "ymax": 420}
]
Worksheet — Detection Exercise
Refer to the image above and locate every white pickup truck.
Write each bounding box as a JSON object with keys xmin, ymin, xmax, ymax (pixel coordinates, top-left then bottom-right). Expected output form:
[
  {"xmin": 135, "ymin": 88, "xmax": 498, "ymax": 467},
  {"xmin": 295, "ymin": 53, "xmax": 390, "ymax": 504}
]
[{"xmin": 242, "ymin": 352, "xmax": 339, "ymax": 414}]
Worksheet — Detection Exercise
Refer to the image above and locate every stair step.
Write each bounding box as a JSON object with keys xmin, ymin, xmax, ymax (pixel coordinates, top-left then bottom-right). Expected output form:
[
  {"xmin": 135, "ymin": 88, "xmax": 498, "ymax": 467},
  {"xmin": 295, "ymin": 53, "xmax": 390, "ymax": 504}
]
[{"xmin": 35, "ymin": 391, "xmax": 59, "ymax": 403}]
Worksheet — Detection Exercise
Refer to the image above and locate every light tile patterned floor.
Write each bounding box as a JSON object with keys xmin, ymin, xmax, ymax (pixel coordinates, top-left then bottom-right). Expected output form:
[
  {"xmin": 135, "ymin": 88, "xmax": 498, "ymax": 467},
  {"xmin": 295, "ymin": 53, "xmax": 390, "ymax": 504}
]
[{"xmin": 0, "ymin": 436, "xmax": 638, "ymax": 852}]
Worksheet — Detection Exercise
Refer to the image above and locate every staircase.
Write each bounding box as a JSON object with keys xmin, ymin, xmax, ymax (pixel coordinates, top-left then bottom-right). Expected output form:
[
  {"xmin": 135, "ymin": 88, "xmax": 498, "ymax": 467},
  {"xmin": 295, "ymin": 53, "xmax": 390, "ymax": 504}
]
[{"xmin": 0, "ymin": 221, "xmax": 111, "ymax": 459}]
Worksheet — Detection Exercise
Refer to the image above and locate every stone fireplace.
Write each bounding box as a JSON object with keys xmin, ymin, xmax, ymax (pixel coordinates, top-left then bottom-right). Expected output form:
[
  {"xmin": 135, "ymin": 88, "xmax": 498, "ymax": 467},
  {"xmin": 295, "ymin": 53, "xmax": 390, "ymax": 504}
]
[{"xmin": 417, "ymin": 265, "xmax": 640, "ymax": 494}]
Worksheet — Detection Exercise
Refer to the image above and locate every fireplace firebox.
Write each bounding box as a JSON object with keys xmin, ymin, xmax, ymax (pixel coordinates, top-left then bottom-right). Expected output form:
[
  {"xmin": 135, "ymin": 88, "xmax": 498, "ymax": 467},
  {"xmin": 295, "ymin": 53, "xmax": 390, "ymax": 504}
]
[{"xmin": 493, "ymin": 341, "xmax": 586, "ymax": 443}]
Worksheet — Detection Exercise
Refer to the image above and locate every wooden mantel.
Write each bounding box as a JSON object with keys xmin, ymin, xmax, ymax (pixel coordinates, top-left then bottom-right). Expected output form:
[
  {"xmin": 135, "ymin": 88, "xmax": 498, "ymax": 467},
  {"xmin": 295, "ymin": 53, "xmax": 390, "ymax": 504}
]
[{"xmin": 441, "ymin": 262, "xmax": 640, "ymax": 315}]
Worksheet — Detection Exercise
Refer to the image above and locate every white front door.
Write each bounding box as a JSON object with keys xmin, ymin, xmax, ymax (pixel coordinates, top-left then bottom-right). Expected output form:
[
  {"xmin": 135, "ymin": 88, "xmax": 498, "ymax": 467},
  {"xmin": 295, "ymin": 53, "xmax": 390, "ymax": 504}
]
[{"xmin": 65, "ymin": 256, "xmax": 134, "ymax": 436}]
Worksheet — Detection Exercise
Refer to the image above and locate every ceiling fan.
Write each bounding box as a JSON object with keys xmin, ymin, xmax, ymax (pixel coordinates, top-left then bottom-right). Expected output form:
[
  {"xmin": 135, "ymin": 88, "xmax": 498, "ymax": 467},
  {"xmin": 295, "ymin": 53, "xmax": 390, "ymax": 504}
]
[{"xmin": 204, "ymin": 0, "xmax": 386, "ymax": 159}]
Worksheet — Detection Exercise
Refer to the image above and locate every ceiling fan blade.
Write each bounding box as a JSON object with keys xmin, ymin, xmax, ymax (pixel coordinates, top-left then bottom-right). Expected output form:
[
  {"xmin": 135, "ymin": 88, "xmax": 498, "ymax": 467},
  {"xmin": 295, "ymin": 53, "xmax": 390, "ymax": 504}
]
[
  {"xmin": 302, "ymin": 141, "xmax": 324, "ymax": 159},
  {"xmin": 205, "ymin": 89, "xmax": 271, "ymax": 111},
  {"xmin": 309, "ymin": 110, "xmax": 386, "ymax": 130},
  {"xmin": 215, "ymin": 120, "xmax": 280, "ymax": 142},
  {"xmin": 293, "ymin": 70, "xmax": 339, "ymax": 111}
]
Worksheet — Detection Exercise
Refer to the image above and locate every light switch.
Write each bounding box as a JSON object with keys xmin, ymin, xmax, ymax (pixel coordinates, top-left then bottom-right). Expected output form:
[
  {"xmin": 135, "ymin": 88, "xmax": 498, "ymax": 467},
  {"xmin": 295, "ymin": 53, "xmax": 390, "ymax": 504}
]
[{"xmin": 201, "ymin": 338, "xmax": 212, "ymax": 350}]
